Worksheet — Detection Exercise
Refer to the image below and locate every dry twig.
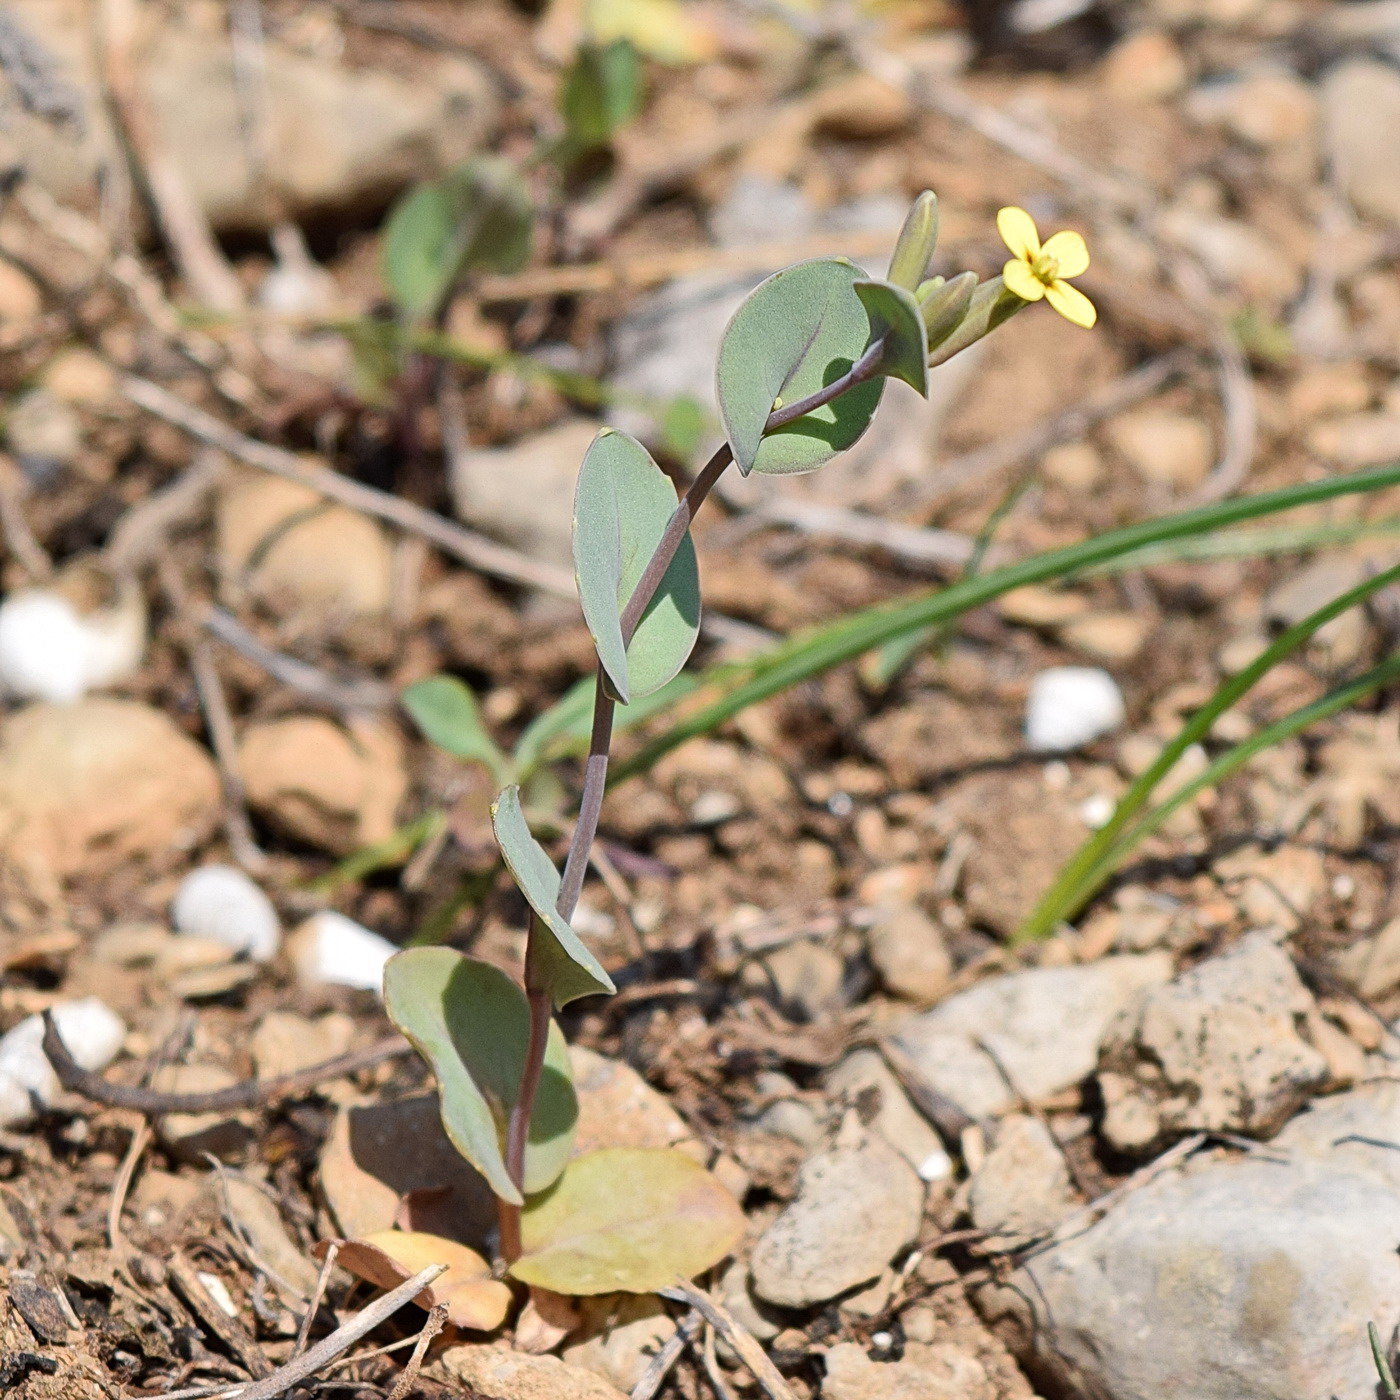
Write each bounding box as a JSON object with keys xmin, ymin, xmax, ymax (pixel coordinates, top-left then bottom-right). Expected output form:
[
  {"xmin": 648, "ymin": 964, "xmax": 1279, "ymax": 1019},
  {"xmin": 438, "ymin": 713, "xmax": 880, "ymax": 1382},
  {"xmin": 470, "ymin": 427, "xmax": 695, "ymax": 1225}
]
[
  {"xmin": 659, "ymin": 1281, "xmax": 796, "ymax": 1400},
  {"xmin": 631, "ymin": 1307, "xmax": 702, "ymax": 1400}
]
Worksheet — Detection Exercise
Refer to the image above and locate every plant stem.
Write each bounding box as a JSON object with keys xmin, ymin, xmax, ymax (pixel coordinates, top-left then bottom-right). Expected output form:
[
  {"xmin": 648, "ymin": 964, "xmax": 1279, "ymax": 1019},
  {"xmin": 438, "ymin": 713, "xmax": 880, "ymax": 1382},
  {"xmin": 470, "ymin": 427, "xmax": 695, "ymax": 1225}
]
[{"xmin": 500, "ymin": 355, "xmax": 889, "ymax": 1250}]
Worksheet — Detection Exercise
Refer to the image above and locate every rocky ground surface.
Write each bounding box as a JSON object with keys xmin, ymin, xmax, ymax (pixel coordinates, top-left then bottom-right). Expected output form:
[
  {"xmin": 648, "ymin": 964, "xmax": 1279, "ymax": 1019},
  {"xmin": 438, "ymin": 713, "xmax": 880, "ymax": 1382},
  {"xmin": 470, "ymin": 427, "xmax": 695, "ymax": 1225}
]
[{"xmin": 2, "ymin": 0, "xmax": 1400, "ymax": 1398}]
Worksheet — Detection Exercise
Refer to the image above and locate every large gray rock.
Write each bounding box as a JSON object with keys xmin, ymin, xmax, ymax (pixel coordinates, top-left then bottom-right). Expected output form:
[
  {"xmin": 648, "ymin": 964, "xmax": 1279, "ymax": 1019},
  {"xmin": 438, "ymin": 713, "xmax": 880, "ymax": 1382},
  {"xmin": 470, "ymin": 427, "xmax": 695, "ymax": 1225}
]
[
  {"xmin": 1097, "ymin": 931, "xmax": 1329, "ymax": 1155},
  {"xmin": 749, "ymin": 1130, "xmax": 923, "ymax": 1308},
  {"xmin": 887, "ymin": 955, "xmax": 1172, "ymax": 1120},
  {"xmin": 1322, "ymin": 59, "xmax": 1400, "ymax": 228},
  {"xmin": 1, "ymin": 0, "xmax": 496, "ymax": 230},
  {"xmin": 985, "ymin": 1082, "xmax": 1400, "ymax": 1400}
]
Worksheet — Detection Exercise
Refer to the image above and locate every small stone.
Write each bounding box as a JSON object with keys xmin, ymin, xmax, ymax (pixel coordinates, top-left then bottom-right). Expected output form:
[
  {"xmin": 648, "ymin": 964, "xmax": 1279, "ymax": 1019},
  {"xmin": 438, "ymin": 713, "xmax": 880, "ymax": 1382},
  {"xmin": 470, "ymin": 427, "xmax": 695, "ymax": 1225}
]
[
  {"xmin": 1185, "ymin": 66, "xmax": 1318, "ymax": 148},
  {"xmin": 1156, "ymin": 208, "xmax": 1301, "ymax": 303},
  {"xmin": 1025, "ymin": 666, "xmax": 1126, "ymax": 752},
  {"xmin": 1097, "ymin": 931, "xmax": 1329, "ymax": 1155},
  {"xmin": 889, "ymin": 954, "xmax": 1172, "ymax": 1121},
  {"xmin": 968, "ymin": 1115, "xmax": 1076, "ymax": 1245},
  {"xmin": 997, "ymin": 586, "xmax": 1089, "ymax": 627},
  {"xmin": 151, "ymin": 1065, "xmax": 256, "ymax": 1163},
  {"xmin": 1322, "ymin": 60, "xmax": 1400, "ymax": 227},
  {"xmin": 1214, "ymin": 845, "xmax": 1326, "ymax": 931},
  {"xmin": 1060, "ymin": 611, "xmax": 1150, "ymax": 663},
  {"xmin": 449, "ymin": 419, "xmax": 600, "ymax": 570},
  {"xmin": 0, "ymin": 580, "xmax": 145, "ymax": 704},
  {"xmin": 827, "ymin": 1049, "xmax": 944, "ymax": 1175},
  {"xmin": 1333, "ymin": 916, "xmax": 1400, "ymax": 999},
  {"xmin": 841, "ymin": 1268, "xmax": 896, "ymax": 1320},
  {"xmin": 287, "ymin": 910, "xmax": 397, "ymax": 992},
  {"xmin": 1040, "ymin": 441, "xmax": 1102, "ymax": 490},
  {"xmin": 217, "ymin": 472, "xmax": 394, "ymax": 619},
  {"xmin": 5, "ymin": 389, "xmax": 81, "ymax": 476},
  {"xmin": 762, "ymin": 940, "xmax": 847, "ymax": 1023},
  {"xmin": 865, "ymin": 905, "xmax": 952, "ymax": 1004},
  {"xmin": 750, "ymin": 1132, "xmax": 924, "ymax": 1308},
  {"xmin": 717, "ymin": 1261, "xmax": 782, "ymax": 1342},
  {"xmin": 1100, "ymin": 31, "xmax": 1188, "ymax": 103},
  {"xmin": 438, "ymin": 1345, "xmax": 628, "ymax": 1400},
  {"xmin": 1107, "ymin": 408, "xmax": 1214, "ymax": 489},
  {"xmin": 215, "ymin": 1175, "xmax": 320, "ymax": 1298},
  {"xmin": 1265, "ymin": 556, "xmax": 1368, "ymax": 630},
  {"xmin": 239, "ymin": 715, "xmax": 407, "ymax": 855},
  {"xmin": 1308, "ymin": 412, "xmax": 1400, "ymax": 467},
  {"xmin": 42, "ymin": 348, "xmax": 117, "ymax": 406},
  {"xmin": 0, "ymin": 699, "xmax": 219, "ymax": 881},
  {"xmin": 570, "ymin": 1045, "xmax": 702, "ymax": 1158},
  {"xmin": 92, "ymin": 921, "xmax": 172, "ymax": 967},
  {"xmin": 811, "ymin": 71, "xmax": 912, "ymax": 138},
  {"xmin": 250, "ymin": 1010, "xmax": 355, "ymax": 1079},
  {"xmin": 902, "ymin": 1305, "xmax": 938, "ymax": 1345},
  {"xmin": 822, "ymin": 1341, "xmax": 993, "ymax": 1400},
  {"xmin": 172, "ymin": 865, "xmax": 281, "ymax": 962},
  {"xmin": 0, "ymin": 264, "xmax": 42, "ymax": 322},
  {"xmin": 562, "ymin": 1295, "xmax": 676, "ymax": 1393},
  {"xmin": 0, "ymin": 998, "xmax": 125, "ymax": 1128}
]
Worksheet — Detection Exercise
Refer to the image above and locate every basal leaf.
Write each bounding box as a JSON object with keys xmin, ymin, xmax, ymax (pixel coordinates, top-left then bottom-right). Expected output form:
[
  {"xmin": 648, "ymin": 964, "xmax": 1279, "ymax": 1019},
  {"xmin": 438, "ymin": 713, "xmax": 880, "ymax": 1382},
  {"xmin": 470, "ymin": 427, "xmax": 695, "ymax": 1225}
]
[
  {"xmin": 560, "ymin": 39, "xmax": 643, "ymax": 154},
  {"xmin": 402, "ymin": 675, "xmax": 511, "ymax": 782},
  {"xmin": 383, "ymin": 157, "xmax": 533, "ymax": 320},
  {"xmin": 573, "ymin": 429, "xmax": 702, "ymax": 705},
  {"xmin": 491, "ymin": 786, "xmax": 615, "ymax": 1007},
  {"xmin": 854, "ymin": 279, "xmax": 929, "ymax": 396},
  {"xmin": 512, "ymin": 1148, "xmax": 746, "ymax": 1294},
  {"xmin": 716, "ymin": 258, "xmax": 884, "ymax": 477},
  {"xmin": 320, "ymin": 1231, "xmax": 512, "ymax": 1330},
  {"xmin": 382, "ymin": 949, "xmax": 578, "ymax": 1204}
]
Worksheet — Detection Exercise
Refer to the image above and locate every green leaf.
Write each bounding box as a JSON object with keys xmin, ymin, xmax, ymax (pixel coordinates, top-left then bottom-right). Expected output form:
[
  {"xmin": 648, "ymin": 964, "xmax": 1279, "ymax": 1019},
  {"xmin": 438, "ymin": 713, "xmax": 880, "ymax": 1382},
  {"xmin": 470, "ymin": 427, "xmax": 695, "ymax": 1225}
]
[
  {"xmin": 854, "ymin": 279, "xmax": 929, "ymax": 395},
  {"xmin": 716, "ymin": 258, "xmax": 884, "ymax": 477},
  {"xmin": 383, "ymin": 156, "xmax": 534, "ymax": 319},
  {"xmin": 512, "ymin": 1148, "xmax": 745, "ymax": 1294},
  {"xmin": 573, "ymin": 429, "xmax": 702, "ymax": 704},
  {"xmin": 560, "ymin": 39, "xmax": 643, "ymax": 154},
  {"xmin": 887, "ymin": 190, "xmax": 938, "ymax": 291},
  {"xmin": 491, "ymin": 786, "xmax": 615, "ymax": 1007},
  {"xmin": 403, "ymin": 675, "xmax": 511, "ymax": 782},
  {"xmin": 382, "ymin": 949, "xmax": 578, "ymax": 1205}
]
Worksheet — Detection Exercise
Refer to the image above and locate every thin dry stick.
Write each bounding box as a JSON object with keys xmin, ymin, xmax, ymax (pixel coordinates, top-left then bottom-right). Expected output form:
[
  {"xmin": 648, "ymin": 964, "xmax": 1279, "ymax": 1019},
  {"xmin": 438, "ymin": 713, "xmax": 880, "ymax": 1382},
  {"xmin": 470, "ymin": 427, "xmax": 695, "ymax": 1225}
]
[
  {"xmin": 43, "ymin": 1013, "xmax": 411, "ymax": 1114},
  {"xmin": 231, "ymin": 1263, "xmax": 447, "ymax": 1400},
  {"xmin": 701, "ymin": 1320, "xmax": 740, "ymax": 1400},
  {"xmin": 106, "ymin": 1117, "xmax": 151, "ymax": 1262},
  {"xmin": 631, "ymin": 1307, "xmax": 702, "ymax": 1400},
  {"xmin": 105, "ymin": 449, "xmax": 224, "ymax": 573},
  {"xmin": 294, "ymin": 1241, "xmax": 338, "ymax": 1358},
  {"xmin": 123, "ymin": 374, "xmax": 577, "ymax": 597},
  {"xmin": 383, "ymin": 1302, "xmax": 447, "ymax": 1400},
  {"xmin": 750, "ymin": 499, "xmax": 978, "ymax": 568},
  {"xmin": 98, "ymin": 0, "xmax": 244, "ymax": 311},
  {"xmin": 659, "ymin": 1281, "xmax": 796, "ymax": 1400}
]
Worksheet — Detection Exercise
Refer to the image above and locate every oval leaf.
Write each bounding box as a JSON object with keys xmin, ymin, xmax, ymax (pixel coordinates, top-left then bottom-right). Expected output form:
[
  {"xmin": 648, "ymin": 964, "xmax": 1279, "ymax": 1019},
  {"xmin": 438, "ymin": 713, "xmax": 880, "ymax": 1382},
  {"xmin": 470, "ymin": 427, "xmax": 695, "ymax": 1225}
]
[
  {"xmin": 403, "ymin": 675, "xmax": 510, "ymax": 780},
  {"xmin": 854, "ymin": 279, "xmax": 929, "ymax": 396},
  {"xmin": 887, "ymin": 190, "xmax": 939, "ymax": 291},
  {"xmin": 492, "ymin": 786, "xmax": 616, "ymax": 1008},
  {"xmin": 383, "ymin": 949, "xmax": 578, "ymax": 1204},
  {"xmin": 319, "ymin": 1231, "xmax": 512, "ymax": 1331},
  {"xmin": 573, "ymin": 429, "xmax": 702, "ymax": 705},
  {"xmin": 716, "ymin": 258, "xmax": 884, "ymax": 477},
  {"xmin": 511, "ymin": 1148, "xmax": 746, "ymax": 1295}
]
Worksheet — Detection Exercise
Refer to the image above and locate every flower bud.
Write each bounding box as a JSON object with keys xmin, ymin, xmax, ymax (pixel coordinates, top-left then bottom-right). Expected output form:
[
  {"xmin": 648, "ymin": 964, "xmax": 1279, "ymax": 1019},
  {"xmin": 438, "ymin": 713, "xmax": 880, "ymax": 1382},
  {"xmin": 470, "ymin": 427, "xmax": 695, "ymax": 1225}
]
[
  {"xmin": 887, "ymin": 191, "xmax": 939, "ymax": 291},
  {"xmin": 918, "ymin": 271, "xmax": 977, "ymax": 351}
]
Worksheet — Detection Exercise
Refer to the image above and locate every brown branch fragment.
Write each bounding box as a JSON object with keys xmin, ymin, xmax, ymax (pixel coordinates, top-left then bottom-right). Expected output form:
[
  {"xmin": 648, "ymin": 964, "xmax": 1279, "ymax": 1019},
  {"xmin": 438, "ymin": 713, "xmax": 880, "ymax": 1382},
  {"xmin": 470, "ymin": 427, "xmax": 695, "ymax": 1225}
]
[{"xmin": 658, "ymin": 1281, "xmax": 796, "ymax": 1400}]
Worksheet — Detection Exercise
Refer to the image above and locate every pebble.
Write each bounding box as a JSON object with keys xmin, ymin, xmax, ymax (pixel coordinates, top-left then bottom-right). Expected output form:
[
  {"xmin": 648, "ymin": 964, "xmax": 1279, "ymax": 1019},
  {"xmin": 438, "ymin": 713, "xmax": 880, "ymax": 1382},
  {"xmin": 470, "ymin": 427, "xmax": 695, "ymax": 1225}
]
[
  {"xmin": 5, "ymin": 389, "xmax": 81, "ymax": 478},
  {"xmin": 1184, "ymin": 66, "xmax": 1318, "ymax": 148},
  {"xmin": 439, "ymin": 1345, "xmax": 628, "ymax": 1400},
  {"xmin": 1100, "ymin": 30, "xmax": 1188, "ymax": 103},
  {"xmin": 865, "ymin": 904, "xmax": 952, "ymax": 1003},
  {"xmin": 1106, "ymin": 408, "xmax": 1214, "ymax": 489},
  {"xmin": 251, "ymin": 1011, "xmax": 355, "ymax": 1080},
  {"xmin": 1098, "ymin": 932, "xmax": 1330, "ymax": 1154},
  {"xmin": 1332, "ymin": 916, "xmax": 1400, "ymax": 1000},
  {"xmin": 1060, "ymin": 611, "xmax": 1150, "ymax": 663},
  {"xmin": 761, "ymin": 939, "xmax": 847, "ymax": 1022},
  {"xmin": 1322, "ymin": 60, "xmax": 1400, "ymax": 228},
  {"xmin": 968, "ymin": 1115, "xmax": 1076, "ymax": 1246},
  {"xmin": 1025, "ymin": 666, "xmax": 1126, "ymax": 752},
  {"xmin": 1307, "ymin": 411, "xmax": 1400, "ymax": 468},
  {"xmin": 0, "ymin": 699, "xmax": 219, "ymax": 882},
  {"xmin": 826, "ymin": 1049, "xmax": 946, "ymax": 1177},
  {"xmin": 749, "ymin": 1130, "xmax": 924, "ymax": 1308},
  {"xmin": 988, "ymin": 1081, "xmax": 1400, "ymax": 1400},
  {"xmin": 562, "ymin": 1295, "xmax": 677, "ymax": 1393},
  {"xmin": 822, "ymin": 1341, "xmax": 994, "ymax": 1400},
  {"xmin": 0, "ymin": 264, "xmax": 42, "ymax": 322},
  {"xmin": 889, "ymin": 954, "xmax": 1172, "ymax": 1120},
  {"xmin": 151, "ymin": 1065, "xmax": 256, "ymax": 1163},
  {"xmin": 172, "ymin": 865, "xmax": 281, "ymax": 962},
  {"xmin": 0, "ymin": 999, "xmax": 126, "ymax": 1128},
  {"xmin": 0, "ymin": 580, "xmax": 145, "ymax": 704},
  {"xmin": 717, "ymin": 1261, "xmax": 782, "ymax": 1342},
  {"xmin": 43, "ymin": 348, "xmax": 118, "ymax": 406},
  {"xmin": 287, "ymin": 910, "xmax": 397, "ymax": 991},
  {"xmin": 570, "ymin": 1045, "xmax": 703, "ymax": 1158}
]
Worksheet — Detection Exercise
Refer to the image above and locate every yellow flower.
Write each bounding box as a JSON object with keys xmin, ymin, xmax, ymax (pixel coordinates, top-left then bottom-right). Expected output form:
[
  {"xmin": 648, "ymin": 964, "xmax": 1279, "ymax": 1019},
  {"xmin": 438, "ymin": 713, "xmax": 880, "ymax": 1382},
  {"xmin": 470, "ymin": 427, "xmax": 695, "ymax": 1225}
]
[{"xmin": 996, "ymin": 206, "xmax": 1096, "ymax": 329}]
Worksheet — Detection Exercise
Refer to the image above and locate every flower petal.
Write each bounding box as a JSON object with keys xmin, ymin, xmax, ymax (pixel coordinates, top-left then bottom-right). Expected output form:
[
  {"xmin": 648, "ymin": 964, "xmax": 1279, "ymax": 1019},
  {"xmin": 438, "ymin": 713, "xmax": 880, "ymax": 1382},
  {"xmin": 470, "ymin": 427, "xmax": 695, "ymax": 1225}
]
[
  {"xmin": 1045, "ymin": 279, "xmax": 1097, "ymax": 328},
  {"xmin": 1002, "ymin": 259, "xmax": 1046, "ymax": 303},
  {"xmin": 997, "ymin": 206, "xmax": 1040, "ymax": 262},
  {"xmin": 1040, "ymin": 230, "xmax": 1090, "ymax": 279}
]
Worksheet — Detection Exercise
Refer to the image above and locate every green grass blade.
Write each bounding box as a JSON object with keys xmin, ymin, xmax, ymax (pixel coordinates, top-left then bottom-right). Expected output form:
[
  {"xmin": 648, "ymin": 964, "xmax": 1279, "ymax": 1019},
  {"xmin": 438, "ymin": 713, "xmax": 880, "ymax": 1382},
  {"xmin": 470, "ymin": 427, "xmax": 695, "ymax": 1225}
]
[
  {"xmin": 1370, "ymin": 1322, "xmax": 1399, "ymax": 1400},
  {"xmin": 1076, "ymin": 654, "xmax": 1400, "ymax": 912},
  {"xmin": 1016, "ymin": 557, "xmax": 1400, "ymax": 942},
  {"xmin": 611, "ymin": 462, "xmax": 1400, "ymax": 785}
]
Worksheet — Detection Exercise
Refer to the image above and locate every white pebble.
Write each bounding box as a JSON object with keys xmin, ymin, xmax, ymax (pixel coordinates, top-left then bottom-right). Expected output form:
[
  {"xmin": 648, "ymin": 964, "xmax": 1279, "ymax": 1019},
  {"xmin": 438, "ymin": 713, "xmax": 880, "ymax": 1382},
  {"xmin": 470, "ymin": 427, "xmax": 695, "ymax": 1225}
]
[
  {"xmin": 0, "ymin": 998, "xmax": 126, "ymax": 1127},
  {"xmin": 917, "ymin": 1148, "xmax": 954, "ymax": 1182},
  {"xmin": 1025, "ymin": 666, "xmax": 1126, "ymax": 752},
  {"xmin": 1078, "ymin": 792, "xmax": 1117, "ymax": 829},
  {"xmin": 291, "ymin": 911, "xmax": 397, "ymax": 992},
  {"xmin": 196, "ymin": 1272, "xmax": 240, "ymax": 1318},
  {"xmin": 0, "ymin": 586, "xmax": 144, "ymax": 703},
  {"xmin": 173, "ymin": 865, "xmax": 281, "ymax": 961}
]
